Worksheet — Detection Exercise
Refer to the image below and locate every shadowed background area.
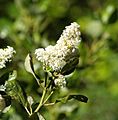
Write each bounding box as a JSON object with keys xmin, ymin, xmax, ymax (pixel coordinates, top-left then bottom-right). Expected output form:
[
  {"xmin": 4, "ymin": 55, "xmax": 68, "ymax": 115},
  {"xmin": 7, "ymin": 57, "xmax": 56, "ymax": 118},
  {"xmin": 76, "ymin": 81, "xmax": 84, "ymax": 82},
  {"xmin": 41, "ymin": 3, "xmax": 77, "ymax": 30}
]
[{"xmin": 0, "ymin": 0, "xmax": 118, "ymax": 120}]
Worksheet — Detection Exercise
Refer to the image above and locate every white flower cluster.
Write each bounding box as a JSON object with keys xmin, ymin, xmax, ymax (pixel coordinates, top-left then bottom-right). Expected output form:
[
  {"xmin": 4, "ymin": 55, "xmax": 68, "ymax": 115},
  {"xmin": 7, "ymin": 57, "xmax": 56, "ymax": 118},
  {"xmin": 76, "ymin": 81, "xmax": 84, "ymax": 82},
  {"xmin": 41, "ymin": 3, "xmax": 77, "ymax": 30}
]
[
  {"xmin": 0, "ymin": 46, "xmax": 16, "ymax": 69},
  {"xmin": 35, "ymin": 22, "xmax": 81, "ymax": 72},
  {"xmin": 54, "ymin": 74, "xmax": 66, "ymax": 88}
]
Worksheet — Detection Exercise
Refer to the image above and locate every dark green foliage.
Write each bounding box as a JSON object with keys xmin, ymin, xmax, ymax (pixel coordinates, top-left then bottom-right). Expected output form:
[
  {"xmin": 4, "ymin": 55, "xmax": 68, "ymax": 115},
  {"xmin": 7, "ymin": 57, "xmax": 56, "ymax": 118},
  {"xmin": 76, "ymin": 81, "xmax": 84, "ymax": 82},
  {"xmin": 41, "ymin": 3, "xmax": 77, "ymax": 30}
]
[
  {"xmin": 61, "ymin": 57, "xmax": 79, "ymax": 75},
  {"xmin": 5, "ymin": 71, "xmax": 27, "ymax": 106},
  {"xmin": 0, "ymin": 0, "xmax": 118, "ymax": 120},
  {"xmin": 55, "ymin": 94, "xmax": 88, "ymax": 104}
]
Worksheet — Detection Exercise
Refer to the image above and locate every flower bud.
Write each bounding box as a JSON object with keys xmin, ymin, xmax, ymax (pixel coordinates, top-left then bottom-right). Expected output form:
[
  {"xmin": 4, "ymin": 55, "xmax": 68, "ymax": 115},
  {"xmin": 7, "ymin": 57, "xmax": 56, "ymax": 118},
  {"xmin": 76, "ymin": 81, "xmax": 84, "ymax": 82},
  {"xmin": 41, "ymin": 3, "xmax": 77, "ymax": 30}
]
[{"xmin": 54, "ymin": 74, "xmax": 66, "ymax": 88}]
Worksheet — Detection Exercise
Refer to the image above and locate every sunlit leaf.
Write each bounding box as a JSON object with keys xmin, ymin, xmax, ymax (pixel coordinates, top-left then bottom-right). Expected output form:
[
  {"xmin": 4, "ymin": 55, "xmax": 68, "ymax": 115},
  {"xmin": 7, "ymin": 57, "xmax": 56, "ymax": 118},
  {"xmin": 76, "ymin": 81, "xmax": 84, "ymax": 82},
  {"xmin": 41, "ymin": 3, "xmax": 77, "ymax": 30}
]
[
  {"xmin": 24, "ymin": 54, "xmax": 40, "ymax": 82},
  {"xmin": 24, "ymin": 54, "xmax": 35, "ymax": 75},
  {"xmin": 8, "ymin": 70, "xmax": 17, "ymax": 81},
  {"xmin": 102, "ymin": 5, "xmax": 117, "ymax": 24},
  {"xmin": 2, "ymin": 105, "xmax": 11, "ymax": 113}
]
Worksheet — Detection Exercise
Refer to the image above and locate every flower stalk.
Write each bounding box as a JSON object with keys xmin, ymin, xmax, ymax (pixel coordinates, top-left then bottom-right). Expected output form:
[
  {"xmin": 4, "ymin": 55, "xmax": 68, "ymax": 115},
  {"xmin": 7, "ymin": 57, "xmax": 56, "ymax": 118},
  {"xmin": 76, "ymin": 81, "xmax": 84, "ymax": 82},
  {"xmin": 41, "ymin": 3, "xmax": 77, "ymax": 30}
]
[{"xmin": 34, "ymin": 88, "xmax": 46, "ymax": 113}]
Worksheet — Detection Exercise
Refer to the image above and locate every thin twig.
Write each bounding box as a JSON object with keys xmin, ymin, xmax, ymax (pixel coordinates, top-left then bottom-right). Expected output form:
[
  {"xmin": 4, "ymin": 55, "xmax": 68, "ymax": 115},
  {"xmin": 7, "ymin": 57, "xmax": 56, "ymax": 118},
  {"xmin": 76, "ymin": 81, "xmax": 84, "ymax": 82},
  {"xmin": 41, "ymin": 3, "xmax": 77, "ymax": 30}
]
[
  {"xmin": 44, "ymin": 102, "xmax": 55, "ymax": 106},
  {"xmin": 34, "ymin": 88, "xmax": 46, "ymax": 112},
  {"xmin": 43, "ymin": 91, "xmax": 54, "ymax": 105},
  {"xmin": 25, "ymin": 107, "xmax": 31, "ymax": 116},
  {"xmin": 33, "ymin": 73, "xmax": 44, "ymax": 89}
]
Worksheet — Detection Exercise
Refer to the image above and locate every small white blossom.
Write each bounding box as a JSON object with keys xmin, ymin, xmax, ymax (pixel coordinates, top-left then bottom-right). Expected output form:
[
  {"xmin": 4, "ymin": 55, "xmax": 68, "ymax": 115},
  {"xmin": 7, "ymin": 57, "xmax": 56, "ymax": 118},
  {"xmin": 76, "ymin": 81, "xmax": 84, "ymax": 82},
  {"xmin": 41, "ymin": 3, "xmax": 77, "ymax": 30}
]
[
  {"xmin": 0, "ymin": 46, "xmax": 16, "ymax": 69},
  {"xmin": 54, "ymin": 74, "xmax": 66, "ymax": 88},
  {"xmin": 35, "ymin": 22, "xmax": 81, "ymax": 72},
  {"xmin": 0, "ymin": 85, "xmax": 6, "ymax": 91},
  {"xmin": 27, "ymin": 96, "xmax": 34, "ymax": 106}
]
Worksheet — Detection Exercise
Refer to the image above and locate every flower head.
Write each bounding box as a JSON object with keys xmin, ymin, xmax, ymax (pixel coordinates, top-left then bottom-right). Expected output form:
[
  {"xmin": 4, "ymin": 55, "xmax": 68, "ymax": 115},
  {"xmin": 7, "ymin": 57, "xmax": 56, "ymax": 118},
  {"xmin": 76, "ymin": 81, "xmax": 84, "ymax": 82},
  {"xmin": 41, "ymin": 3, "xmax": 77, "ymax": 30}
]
[
  {"xmin": 54, "ymin": 74, "xmax": 66, "ymax": 88},
  {"xmin": 0, "ymin": 46, "xmax": 16, "ymax": 69},
  {"xmin": 57, "ymin": 22, "xmax": 81, "ymax": 47},
  {"xmin": 35, "ymin": 22, "xmax": 81, "ymax": 73}
]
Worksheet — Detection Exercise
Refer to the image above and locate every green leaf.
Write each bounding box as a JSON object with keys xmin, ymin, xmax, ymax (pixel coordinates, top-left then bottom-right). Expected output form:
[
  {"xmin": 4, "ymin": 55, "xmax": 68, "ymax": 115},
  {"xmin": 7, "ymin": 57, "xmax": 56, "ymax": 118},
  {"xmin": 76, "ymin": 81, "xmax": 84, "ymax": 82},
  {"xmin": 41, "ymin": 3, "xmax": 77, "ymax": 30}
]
[
  {"xmin": 55, "ymin": 94, "xmax": 88, "ymax": 104},
  {"xmin": 102, "ymin": 5, "xmax": 117, "ymax": 24},
  {"xmin": 8, "ymin": 70, "xmax": 17, "ymax": 81},
  {"xmin": 24, "ymin": 54, "xmax": 40, "ymax": 82},
  {"xmin": 67, "ymin": 94, "xmax": 88, "ymax": 103},
  {"xmin": 5, "ymin": 70, "xmax": 27, "ymax": 106},
  {"xmin": 61, "ymin": 57, "xmax": 79, "ymax": 75},
  {"xmin": 24, "ymin": 54, "xmax": 35, "ymax": 75}
]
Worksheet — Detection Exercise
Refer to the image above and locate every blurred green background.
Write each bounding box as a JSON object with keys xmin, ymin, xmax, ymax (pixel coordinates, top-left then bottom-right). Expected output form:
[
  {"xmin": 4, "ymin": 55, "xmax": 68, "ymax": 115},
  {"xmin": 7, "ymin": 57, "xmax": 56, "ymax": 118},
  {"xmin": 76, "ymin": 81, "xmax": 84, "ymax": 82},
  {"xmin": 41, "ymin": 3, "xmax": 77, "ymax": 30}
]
[{"xmin": 0, "ymin": 0, "xmax": 118, "ymax": 120}]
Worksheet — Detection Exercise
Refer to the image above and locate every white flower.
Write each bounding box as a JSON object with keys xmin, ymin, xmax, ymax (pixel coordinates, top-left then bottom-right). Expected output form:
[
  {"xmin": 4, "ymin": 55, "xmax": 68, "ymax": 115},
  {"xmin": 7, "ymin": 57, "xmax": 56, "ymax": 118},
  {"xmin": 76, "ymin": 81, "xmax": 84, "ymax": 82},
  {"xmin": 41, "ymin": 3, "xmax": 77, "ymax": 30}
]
[
  {"xmin": 0, "ymin": 85, "xmax": 6, "ymax": 91},
  {"xmin": 57, "ymin": 22, "xmax": 81, "ymax": 48},
  {"xmin": 54, "ymin": 74, "xmax": 66, "ymax": 88},
  {"xmin": 35, "ymin": 22, "xmax": 81, "ymax": 72},
  {"xmin": 0, "ymin": 46, "xmax": 16, "ymax": 69},
  {"xmin": 27, "ymin": 96, "xmax": 34, "ymax": 106}
]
